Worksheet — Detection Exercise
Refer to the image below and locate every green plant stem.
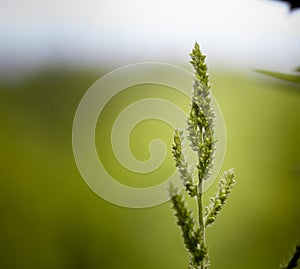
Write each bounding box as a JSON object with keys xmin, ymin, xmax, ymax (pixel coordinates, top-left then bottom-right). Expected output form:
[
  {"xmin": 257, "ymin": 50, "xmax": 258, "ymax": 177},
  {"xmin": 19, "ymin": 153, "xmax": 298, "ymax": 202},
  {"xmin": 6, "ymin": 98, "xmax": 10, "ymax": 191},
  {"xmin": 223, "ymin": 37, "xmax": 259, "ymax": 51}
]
[
  {"xmin": 197, "ymin": 170, "xmax": 204, "ymax": 228},
  {"xmin": 197, "ymin": 167, "xmax": 206, "ymax": 269},
  {"xmin": 197, "ymin": 185, "xmax": 204, "ymax": 268}
]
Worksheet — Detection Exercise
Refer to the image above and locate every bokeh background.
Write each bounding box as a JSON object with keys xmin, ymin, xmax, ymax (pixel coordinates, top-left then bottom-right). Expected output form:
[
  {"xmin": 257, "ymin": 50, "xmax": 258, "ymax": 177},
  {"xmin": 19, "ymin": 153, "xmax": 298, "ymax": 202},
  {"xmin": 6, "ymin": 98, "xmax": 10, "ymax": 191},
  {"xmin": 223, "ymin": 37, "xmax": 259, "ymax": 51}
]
[{"xmin": 0, "ymin": 0, "xmax": 300, "ymax": 269}]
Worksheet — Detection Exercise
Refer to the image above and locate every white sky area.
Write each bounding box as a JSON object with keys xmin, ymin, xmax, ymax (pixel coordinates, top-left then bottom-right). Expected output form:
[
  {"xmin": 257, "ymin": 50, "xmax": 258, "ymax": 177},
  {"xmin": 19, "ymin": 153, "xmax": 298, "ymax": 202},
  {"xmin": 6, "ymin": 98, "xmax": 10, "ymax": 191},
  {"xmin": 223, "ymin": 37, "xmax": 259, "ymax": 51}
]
[{"xmin": 0, "ymin": 0, "xmax": 299, "ymax": 73}]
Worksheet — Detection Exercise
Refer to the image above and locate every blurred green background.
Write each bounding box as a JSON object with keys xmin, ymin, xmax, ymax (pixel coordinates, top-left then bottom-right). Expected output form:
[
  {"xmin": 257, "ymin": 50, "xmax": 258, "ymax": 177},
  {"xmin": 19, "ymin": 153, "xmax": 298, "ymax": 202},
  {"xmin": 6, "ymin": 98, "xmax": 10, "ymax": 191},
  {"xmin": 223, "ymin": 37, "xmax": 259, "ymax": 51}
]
[
  {"xmin": 0, "ymin": 69, "xmax": 299, "ymax": 269},
  {"xmin": 1, "ymin": 0, "xmax": 300, "ymax": 268}
]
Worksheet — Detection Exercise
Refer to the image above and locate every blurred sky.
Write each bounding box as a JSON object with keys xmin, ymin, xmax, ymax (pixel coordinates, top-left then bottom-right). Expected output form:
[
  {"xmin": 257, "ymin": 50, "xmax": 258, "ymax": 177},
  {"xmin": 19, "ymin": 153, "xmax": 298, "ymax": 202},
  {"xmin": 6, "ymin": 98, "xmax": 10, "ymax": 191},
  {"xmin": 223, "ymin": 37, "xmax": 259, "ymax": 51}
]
[{"xmin": 0, "ymin": 0, "xmax": 300, "ymax": 75}]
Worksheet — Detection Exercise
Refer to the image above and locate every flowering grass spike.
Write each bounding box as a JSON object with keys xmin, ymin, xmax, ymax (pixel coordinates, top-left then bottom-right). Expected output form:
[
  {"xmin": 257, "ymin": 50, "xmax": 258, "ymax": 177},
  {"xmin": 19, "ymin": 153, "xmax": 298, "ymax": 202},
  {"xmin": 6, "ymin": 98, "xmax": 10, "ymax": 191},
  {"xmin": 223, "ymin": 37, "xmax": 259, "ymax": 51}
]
[
  {"xmin": 169, "ymin": 42, "xmax": 299, "ymax": 269},
  {"xmin": 169, "ymin": 43, "xmax": 235, "ymax": 269}
]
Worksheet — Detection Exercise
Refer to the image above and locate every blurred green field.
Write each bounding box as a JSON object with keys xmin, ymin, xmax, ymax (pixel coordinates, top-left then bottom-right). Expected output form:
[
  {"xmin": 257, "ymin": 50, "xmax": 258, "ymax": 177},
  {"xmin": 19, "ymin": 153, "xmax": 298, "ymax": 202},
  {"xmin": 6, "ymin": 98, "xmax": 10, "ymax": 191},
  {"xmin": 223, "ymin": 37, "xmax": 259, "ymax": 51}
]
[{"xmin": 0, "ymin": 69, "xmax": 299, "ymax": 269}]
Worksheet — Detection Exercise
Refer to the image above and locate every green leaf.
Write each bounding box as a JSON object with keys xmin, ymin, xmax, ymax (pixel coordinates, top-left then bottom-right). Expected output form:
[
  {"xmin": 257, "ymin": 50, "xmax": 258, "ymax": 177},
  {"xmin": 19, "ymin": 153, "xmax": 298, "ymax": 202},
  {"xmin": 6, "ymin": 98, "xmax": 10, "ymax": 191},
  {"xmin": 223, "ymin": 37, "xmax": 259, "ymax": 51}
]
[{"xmin": 255, "ymin": 69, "xmax": 300, "ymax": 84}]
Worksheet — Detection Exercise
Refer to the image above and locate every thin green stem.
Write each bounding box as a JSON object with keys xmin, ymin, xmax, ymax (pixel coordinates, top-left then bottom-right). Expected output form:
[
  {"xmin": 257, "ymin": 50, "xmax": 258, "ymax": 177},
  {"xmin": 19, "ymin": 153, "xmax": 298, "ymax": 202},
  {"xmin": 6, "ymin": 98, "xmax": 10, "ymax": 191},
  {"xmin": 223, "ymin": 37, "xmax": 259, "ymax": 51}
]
[
  {"xmin": 197, "ymin": 167, "xmax": 206, "ymax": 269},
  {"xmin": 197, "ymin": 171, "xmax": 204, "ymax": 235},
  {"xmin": 198, "ymin": 125, "xmax": 206, "ymax": 269}
]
